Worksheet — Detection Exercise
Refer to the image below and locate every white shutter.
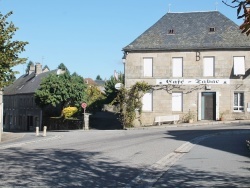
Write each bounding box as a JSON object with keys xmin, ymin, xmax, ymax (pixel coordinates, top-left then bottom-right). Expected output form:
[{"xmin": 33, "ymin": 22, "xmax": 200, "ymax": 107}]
[
  {"xmin": 172, "ymin": 92, "xmax": 182, "ymax": 111},
  {"xmin": 216, "ymin": 92, "xmax": 220, "ymax": 120},
  {"xmin": 142, "ymin": 92, "xmax": 152, "ymax": 111},
  {"xmin": 172, "ymin": 58, "xmax": 183, "ymax": 77},
  {"xmin": 234, "ymin": 56, "xmax": 245, "ymax": 75},
  {"xmin": 198, "ymin": 92, "xmax": 201, "ymax": 120},
  {"xmin": 203, "ymin": 57, "xmax": 214, "ymax": 76},
  {"xmin": 144, "ymin": 58, "xmax": 153, "ymax": 77}
]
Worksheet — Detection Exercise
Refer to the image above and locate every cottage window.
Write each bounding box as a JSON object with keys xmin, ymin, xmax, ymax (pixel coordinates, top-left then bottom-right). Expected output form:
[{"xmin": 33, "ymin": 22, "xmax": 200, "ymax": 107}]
[
  {"xmin": 168, "ymin": 29, "xmax": 174, "ymax": 34},
  {"xmin": 203, "ymin": 57, "xmax": 214, "ymax": 77},
  {"xmin": 234, "ymin": 92, "xmax": 244, "ymax": 112},
  {"xmin": 172, "ymin": 92, "xmax": 183, "ymax": 111},
  {"xmin": 209, "ymin": 27, "xmax": 215, "ymax": 32},
  {"xmin": 19, "ymin": 115, "xmax": 22, "ymax": 127},
  {"xmin": 172, "ymin": 58, "xmax": 183, "ymax": 77},
  {"xmin": 143, "ymin": 58, "xmax": 153, "ymax": 77},
  {"xmin": 233, "ymin": 56, "xmax": 245, "ymax": 76},
  {"xmin": 142, "ymin": 92, "xmax": 153, "ymax": 111}
]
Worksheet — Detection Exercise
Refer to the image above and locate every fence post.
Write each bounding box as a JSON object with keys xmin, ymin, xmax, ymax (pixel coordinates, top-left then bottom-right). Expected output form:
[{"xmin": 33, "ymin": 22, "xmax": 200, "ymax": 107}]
[
  {"xmin": 43, "ymin": 126, "xmax": 47, "ymax": 137},
  {"xmin": 83, "ymin": 113, "xmax": 90, "ymax": 130},
  {"xmin": 36, "ymin": 126, "xmax": 39, "ymax": 136}
]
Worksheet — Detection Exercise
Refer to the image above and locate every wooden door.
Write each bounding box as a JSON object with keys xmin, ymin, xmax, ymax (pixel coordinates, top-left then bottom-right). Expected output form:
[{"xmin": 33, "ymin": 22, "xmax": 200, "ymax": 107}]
[{"xmin": 202, "ymin": 92, "xmax": 216, "ymax": 120}]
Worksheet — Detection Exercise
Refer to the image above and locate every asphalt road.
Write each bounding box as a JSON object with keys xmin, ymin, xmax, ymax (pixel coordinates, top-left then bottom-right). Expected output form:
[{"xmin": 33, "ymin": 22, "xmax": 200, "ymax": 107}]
[{"xmin": 0, "ymin": 123, "xmax": 249, "ymax": 187}]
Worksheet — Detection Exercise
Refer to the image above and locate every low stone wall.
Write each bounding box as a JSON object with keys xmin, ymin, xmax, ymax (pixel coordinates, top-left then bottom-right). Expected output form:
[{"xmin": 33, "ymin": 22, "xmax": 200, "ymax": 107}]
[{"xmin": 43, "ymin": 117, "xmax": 82, "ymax": 130}]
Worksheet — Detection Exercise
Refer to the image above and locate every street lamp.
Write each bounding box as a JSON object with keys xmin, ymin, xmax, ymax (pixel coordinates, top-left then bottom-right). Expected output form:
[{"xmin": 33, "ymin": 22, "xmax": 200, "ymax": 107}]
[{"xmin": 122, "ymin": 53, "xmax": 126, "ymax": 64}]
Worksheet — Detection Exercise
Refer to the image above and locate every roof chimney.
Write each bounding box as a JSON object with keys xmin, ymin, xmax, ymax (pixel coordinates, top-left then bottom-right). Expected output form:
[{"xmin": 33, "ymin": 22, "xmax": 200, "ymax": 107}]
[
  {"xmin": 29, "ymin": 63, "xmax": 35, "ymax": 75},
  {"xmin": 35, "ymin": 63, "xmax": 42, "ymax": 75}
]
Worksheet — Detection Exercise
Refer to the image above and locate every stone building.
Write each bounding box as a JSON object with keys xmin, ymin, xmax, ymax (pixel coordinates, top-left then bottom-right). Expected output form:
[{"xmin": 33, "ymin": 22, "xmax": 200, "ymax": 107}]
[
  {"xmin": 3, "ymin": 63, "xmax": 57, "ymax": 131},
  {"xmin": 122, "ymin": 11, "xmax": 250, "ymax": 125}
]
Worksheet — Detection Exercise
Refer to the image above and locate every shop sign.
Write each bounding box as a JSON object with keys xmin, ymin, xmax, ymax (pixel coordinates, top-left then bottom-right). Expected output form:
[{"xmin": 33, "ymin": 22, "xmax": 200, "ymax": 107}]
[{"xmin": 156, "ymin": 79, "xmax": 230, "ymax": 85}]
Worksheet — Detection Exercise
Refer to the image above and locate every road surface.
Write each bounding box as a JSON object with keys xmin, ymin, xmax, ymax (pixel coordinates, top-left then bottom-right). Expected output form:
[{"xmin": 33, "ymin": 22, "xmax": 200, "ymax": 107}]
[{"xmin": 0, "ymin": 123, "xmax": 249, "ymax": 187}]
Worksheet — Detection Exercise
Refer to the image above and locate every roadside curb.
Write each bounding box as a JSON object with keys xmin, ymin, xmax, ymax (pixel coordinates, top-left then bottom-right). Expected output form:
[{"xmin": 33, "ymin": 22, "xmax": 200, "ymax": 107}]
[
  {"xmin": 0, "ymin": 134, "xmax": 63, "ymax": 149},
  {"xmin": 1, "ymin": 132, "xmax": 25, "ymax": 143},
  {"xmin": 126, "ymin": 120, "xmax": 250, "ymax": 130}
]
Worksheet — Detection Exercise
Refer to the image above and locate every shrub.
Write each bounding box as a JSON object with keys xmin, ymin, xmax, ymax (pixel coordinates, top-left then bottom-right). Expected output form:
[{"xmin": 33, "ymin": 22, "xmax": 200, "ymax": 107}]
[{"xmin": 62, "ymin": 107, "xmax": 78, "ymax": 118}]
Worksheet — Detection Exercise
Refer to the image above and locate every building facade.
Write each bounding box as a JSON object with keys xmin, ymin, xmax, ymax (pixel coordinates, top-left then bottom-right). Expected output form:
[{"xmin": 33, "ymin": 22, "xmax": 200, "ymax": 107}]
[
  {"xmin": 3, "ymin": 63, "xmax": 57, "ymax": 131},
  {"xmin": 123, "ymin": 11, "xmax": 250, "ymax": 125}
]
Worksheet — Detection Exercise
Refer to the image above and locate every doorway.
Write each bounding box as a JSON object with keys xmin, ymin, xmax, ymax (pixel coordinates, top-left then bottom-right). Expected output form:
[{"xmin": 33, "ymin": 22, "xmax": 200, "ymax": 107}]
[{"xmin": 201, "ymin": 92, "xmax": 216, "ymax": 120}]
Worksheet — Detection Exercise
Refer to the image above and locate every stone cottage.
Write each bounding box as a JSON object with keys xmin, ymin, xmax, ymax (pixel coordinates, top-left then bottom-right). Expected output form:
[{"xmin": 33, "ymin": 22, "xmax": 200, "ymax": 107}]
[{"xmin": 123, "ymin": 11, "xmax": 250, "ymax": 125}]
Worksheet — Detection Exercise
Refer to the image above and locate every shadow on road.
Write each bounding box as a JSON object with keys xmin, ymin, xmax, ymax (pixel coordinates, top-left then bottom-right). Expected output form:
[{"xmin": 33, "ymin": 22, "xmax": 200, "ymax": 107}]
[
  {"xmin": 154, "ymin": 164, "xmax": 250, "ymax": 187},
  {"xmin": 0, "ymin": 148, "xmax": 140, "ymax": 187},
  {"xmin": 152, "ymin": 126, "xmax": 250, "ymax": 187},
  {"xmin": 164, "ymin": 126, "xmax": 250, "ymax": 158}
]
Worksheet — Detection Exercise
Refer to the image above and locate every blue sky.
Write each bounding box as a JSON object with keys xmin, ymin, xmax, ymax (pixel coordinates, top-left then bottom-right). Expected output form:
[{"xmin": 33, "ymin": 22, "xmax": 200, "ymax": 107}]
[{"xmin": 0, "ymin": 0, "xmax": 243, "ymax": 80}]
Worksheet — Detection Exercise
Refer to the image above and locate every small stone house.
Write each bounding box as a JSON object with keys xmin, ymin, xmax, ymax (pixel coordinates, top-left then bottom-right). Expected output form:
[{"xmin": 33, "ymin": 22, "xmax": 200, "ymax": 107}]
[
  {"xmin": 3, "ymin": 63, "xmax": 59, "ymax": 131},
  {"xmin": 122, "ymin": 11, "xmax": 250, "ymax": 125}
]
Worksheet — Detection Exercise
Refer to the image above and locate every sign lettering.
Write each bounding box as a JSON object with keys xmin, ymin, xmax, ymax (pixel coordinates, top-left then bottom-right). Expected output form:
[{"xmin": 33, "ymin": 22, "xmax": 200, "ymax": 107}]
[{"xmin": 156, "ymin": 79, "xmax": 230, "ymax": 85}]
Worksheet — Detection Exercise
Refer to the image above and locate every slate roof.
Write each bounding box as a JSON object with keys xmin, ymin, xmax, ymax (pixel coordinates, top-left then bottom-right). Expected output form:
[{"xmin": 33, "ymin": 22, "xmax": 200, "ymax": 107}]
[
  {"xmin": 123, "ymin": 11, "xmax": 250, "ymax": 51},
  {"xmin": 94, "ymin": 80, "xmax": 106, "ymax": 86},
  {"xmin": 3, "ymin": 70, "xmax": 56, "ymax": 95},
  {"xmin": 84, "ymin": 78, "xmax": 106, "ymax": 86}
]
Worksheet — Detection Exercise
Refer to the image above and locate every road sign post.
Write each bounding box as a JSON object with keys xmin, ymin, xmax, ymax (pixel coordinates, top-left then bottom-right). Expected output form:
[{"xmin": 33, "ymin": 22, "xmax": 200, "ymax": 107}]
[
  {"xmin": 81, "ymin": 103, "xmax": 89, "ymax": 130},
  {"xmin": 81, "ymin": 102, "xmax": 87, "ymax": 114}
]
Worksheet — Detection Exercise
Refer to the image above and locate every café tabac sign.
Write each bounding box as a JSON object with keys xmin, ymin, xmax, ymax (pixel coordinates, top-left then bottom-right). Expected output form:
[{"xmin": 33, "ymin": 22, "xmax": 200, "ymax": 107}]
[{"xmin": 156, "ymin": 79, "xmax": 230, "ymax": 85}]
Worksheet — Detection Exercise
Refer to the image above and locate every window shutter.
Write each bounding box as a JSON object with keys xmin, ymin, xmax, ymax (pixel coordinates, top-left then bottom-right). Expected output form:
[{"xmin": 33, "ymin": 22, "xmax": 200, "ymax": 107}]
[
  {"xmin": 144, "ymin": 58, "xmax": 153, "ymax": 77},
  {"xmin": 203, "ymin": 57, "xmax": 214, "ymax": 76},
  {"xmin": 142, "ymin": 92, "xmax": 152, "ymax": 111},
  {"xmin": 172, "ymin": 92, "xmax": 182, "ymax": 111},
  {"xmin": 234, "ymin": 57, "xmax": 245, "ymax": 75},
  {"xmin": 172, "ymin": 58, "xmax": 183, "ymax": 77}
]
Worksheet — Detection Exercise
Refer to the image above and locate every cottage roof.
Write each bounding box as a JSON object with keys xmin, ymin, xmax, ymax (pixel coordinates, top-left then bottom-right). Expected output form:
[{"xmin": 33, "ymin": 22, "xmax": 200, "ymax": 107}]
[
  {"xmin": 123, "ymin": 11, "xmax": 250, "ymax": 51},
  {"xmin": 3, "ymin": 70, "xmax": 56, "ymax": 95}
]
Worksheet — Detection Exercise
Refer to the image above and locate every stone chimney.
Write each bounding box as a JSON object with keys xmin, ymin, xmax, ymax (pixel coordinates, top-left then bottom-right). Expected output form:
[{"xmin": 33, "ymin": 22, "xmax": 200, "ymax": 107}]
[
  {"xmin": 35, "ymin": 63, "xmax": 42, "ymax": 75},
  {"xmin": 29, "ymin": 63, "xmax": 35, "ymax": 75}
]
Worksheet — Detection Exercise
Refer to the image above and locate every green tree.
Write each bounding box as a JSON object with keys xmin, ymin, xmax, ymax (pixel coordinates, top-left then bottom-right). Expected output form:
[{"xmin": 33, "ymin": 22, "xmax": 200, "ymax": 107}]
[
  {"xmin": 223, "ymin": 0, "xmax": 250, "ymax": 35},
  {"xmin": 0, "ymin": 11, "xmax": 28, "ymax": 88},
  {"xmin": 86, "ymin": 85, "xmax": 106, "ymax": 112},
  {"xmin": 104, "ymin": 72, "xmax": 124, "ymax": 104},
  {"xmin": 96, "ymin": 75, "xmax": 102, "ymax": 80},
  {"xmin": 58, "ymin": 63, "xmax": 68, "ymax": 71},
  {"xmin": 25, "ymin": 61, "xmax": 34, "ymax": 74},
  {"xmin": 112, "ymin": 81, "xmax": 151, "ymax": 128},
  {"xmin": 35, "ymin": 68, "xmax": 87, "ymax": 116},
  {"xmin": 43, "ymin": 65, "xmax": 50, "ymax": 71}
]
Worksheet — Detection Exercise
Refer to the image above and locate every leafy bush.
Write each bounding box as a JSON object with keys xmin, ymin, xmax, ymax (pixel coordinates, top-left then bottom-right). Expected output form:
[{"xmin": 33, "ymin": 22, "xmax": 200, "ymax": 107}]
[
  {"xmin": 112, "ymin": 81, "xmax": 151, "ymax": 128},
  {"xmin": 62, "ymin": 107, "xmax": 78, "ymax": 118}
]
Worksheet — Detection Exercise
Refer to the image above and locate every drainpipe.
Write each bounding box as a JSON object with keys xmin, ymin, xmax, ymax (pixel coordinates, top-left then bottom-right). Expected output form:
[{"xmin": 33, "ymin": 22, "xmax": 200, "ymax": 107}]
[{"xmin": 122, "ymin": 52, "xmax": 126, "ymax": 88}]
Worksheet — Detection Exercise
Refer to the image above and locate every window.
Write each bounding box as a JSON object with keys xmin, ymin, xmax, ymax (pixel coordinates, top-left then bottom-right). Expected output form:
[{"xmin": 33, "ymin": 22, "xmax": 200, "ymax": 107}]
[
  {"xmin": 19, "ymin": 115, "xmax": 22, "ymax": 127},
  {"xmin": 209, "ymin": 27, "xmax": 215, "ymax": 32},
  {"xmin": 234, "ymin": 92, "xmax": 244, "ymax": 112},
  {"xmin": 234, "ymin": 56, "xmax": 245, "ymax": 75},
  {"xmin": 172, "ymin": 58, "xmax": 183, "ymax": 77},
  {"xmin": 172, "ymin": 92, "xmax": 183, "ymax": 111},
  {"xmin": 168, "ymin": 29, "xmax": 174, "ymax": 34},
  {"xmin": 142, "ymin": 92, "xmax": 152, "ymax": 111},
  {"xmin": 143, "ymin": 58, "xmax": 153, "ymax": 77},
  {"xmin": 27, "ymin": 116, "xmax": 34, "ymax": 127},
  {"xmin": 203, "ymin": 57, "xmax": 214, "ymax": 77}
]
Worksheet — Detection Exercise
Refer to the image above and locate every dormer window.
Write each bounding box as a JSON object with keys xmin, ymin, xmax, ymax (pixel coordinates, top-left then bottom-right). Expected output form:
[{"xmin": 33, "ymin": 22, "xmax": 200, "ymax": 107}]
[
  {"xmin": 209, "ymin": 27, "xmax": 215, "ymax": 32},
  {"xmin": 168, "ymin": 29, "xmax": 174, "ymax": 34}
]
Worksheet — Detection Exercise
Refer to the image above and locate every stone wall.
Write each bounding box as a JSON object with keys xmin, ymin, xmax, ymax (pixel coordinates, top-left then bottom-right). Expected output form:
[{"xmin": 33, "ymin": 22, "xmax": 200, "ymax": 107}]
[{"xmin": 125, "ymin": 50, "xmax": 250, "ymax": 125}]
